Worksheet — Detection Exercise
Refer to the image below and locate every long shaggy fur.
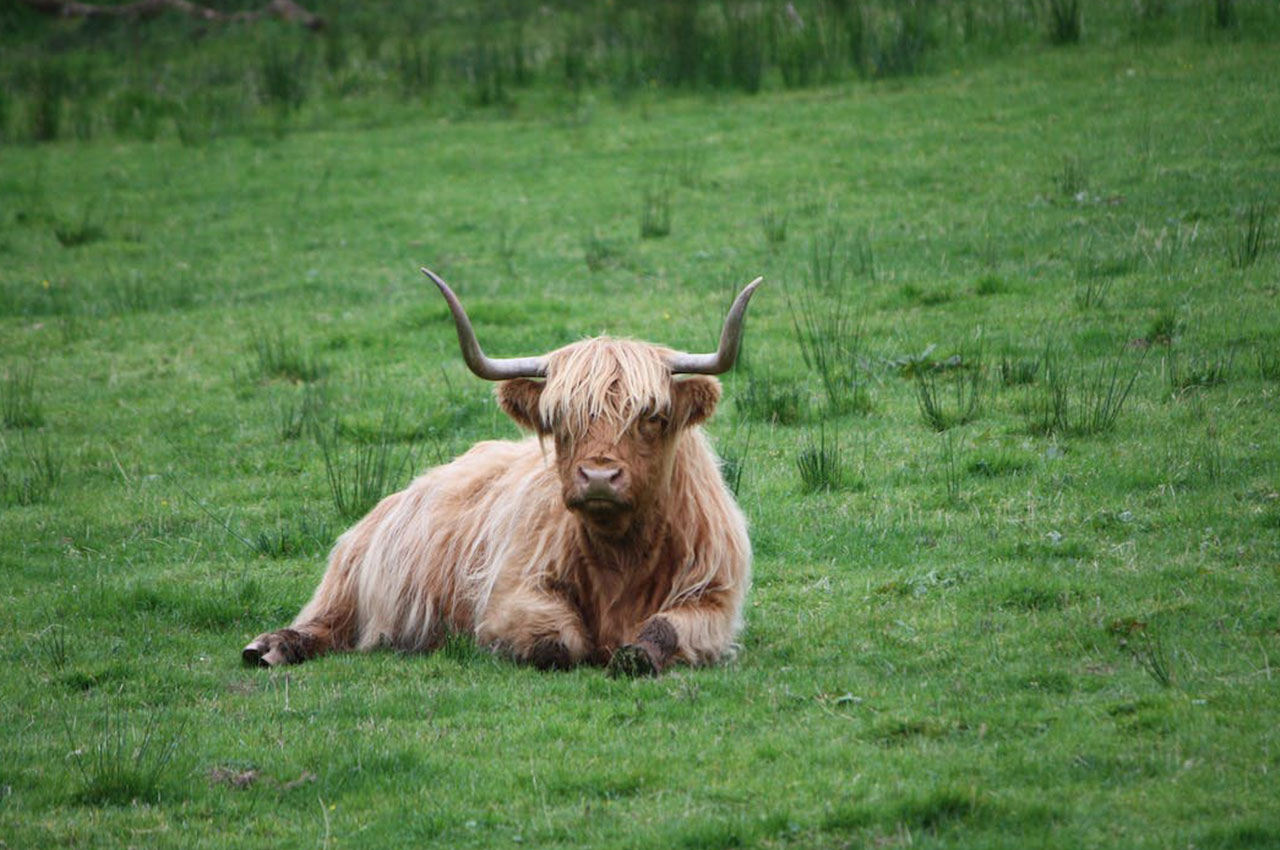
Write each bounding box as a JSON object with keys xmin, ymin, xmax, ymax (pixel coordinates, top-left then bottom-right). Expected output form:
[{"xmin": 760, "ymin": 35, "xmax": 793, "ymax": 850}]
[{"xmin": 247, "ymin": 337, "xmax": 751, "ymax": 671}]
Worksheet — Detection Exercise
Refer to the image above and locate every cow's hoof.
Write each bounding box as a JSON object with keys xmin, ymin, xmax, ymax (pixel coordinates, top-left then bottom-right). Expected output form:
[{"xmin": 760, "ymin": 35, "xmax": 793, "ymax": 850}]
[
  {"xmin": 607, "ymin": 643, "xmax": 658, "ymax": 678},
  {"xmin": 241, "ymin": 633, "xmax": 292, "ymax": 667},
  {"xmin": 528, "ymin": 637, "xmax": 573, "ymax": 671}
]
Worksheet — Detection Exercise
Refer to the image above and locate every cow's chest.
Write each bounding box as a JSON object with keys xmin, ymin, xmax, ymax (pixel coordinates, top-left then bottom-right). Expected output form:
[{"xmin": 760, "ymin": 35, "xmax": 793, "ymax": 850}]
[{"xmin": 567, "ymin": 544, "xmax": 680, "ymax": 658}]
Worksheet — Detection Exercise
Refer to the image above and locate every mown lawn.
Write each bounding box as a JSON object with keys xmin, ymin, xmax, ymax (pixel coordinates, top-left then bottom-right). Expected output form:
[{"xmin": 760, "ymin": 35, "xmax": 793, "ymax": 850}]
[{"xmin": 2, "ymin": 31, "xmax": 1279, "ymax": 850}]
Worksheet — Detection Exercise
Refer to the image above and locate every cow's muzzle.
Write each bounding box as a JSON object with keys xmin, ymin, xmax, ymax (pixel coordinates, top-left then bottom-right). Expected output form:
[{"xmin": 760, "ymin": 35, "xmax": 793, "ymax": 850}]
[{"xmin": 568, "ymin": 464, "xmax": 630, "ymax": 512}]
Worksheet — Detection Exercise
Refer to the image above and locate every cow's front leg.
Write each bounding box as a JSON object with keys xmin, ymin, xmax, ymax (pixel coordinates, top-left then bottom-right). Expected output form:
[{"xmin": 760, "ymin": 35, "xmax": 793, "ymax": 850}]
[
  {"xmin": 243, "ymin": 621, "xmax": 336, "ymax": 667},
  {"xmin": 609, "ymin": 592, "xmax": 737, "ymax": 677},
  {"xmin": 478, "ymin": 587, "xmax": 592, "ymax": 670}
]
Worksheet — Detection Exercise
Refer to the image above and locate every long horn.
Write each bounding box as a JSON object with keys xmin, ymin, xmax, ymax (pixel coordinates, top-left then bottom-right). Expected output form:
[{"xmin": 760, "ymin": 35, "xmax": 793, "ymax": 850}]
[
  {"xmin": 667, "ymin": 277, "xmax": 763, "ymax": 375},
  {"xmin": 422, "ymin": 268, "xmax": 548, "ymax": 380}
]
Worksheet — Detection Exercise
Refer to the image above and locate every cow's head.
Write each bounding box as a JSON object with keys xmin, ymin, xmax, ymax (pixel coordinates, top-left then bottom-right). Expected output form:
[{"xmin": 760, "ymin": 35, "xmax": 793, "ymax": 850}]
[{"xmin": 423, "ymin": 269, "xmax": 761, "ymax": 537}]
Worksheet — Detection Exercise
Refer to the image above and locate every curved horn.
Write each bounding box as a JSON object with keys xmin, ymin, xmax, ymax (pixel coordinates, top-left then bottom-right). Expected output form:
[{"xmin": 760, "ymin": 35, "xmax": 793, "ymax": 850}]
[
  {"xmin": 667, "ymin": 277, "xmax": 763, "ymax": 375},
  {"xmin": 422, "ymin": 268, "xmax": 548, "ymax": 380}
]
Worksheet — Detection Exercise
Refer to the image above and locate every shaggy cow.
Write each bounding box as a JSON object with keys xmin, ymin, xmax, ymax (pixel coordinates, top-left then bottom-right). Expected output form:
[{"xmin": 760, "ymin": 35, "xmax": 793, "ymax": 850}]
[{"xmin": 242, "ymin": 269, "xmax": 760, "ymax": 676}]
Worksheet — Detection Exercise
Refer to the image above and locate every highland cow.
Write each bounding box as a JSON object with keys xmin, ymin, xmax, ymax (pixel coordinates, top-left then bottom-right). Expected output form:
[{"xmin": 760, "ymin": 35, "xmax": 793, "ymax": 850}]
[{"xmin": 242, "ymin": 269, "xmax": 760, "ymax": 676}]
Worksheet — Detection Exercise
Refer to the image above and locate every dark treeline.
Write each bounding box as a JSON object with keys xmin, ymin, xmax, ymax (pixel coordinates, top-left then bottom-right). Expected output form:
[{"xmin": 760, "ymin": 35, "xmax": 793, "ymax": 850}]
[{"xmin": 1, "ymin": 0, "xmax": 1274, "ymax": 143}]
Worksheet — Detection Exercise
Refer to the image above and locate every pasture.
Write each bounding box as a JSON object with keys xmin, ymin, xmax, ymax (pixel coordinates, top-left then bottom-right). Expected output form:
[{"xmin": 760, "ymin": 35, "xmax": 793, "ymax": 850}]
[{"xmin": 2, "ymin": 3, "xmax": 1279, "ymax": 847}]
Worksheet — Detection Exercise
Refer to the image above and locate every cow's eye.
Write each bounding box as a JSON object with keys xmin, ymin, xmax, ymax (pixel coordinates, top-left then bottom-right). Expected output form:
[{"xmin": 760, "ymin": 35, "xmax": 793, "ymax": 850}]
[{"xmin": 639, "ymin": 413, "xmax": 668, "ymax": 435}]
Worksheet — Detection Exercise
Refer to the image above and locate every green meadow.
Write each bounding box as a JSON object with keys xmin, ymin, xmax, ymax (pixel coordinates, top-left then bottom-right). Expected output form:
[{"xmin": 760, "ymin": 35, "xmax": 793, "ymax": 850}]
[{"xmin": 2, "ymin": 2, "xmax": 1279, "ymax": 847}]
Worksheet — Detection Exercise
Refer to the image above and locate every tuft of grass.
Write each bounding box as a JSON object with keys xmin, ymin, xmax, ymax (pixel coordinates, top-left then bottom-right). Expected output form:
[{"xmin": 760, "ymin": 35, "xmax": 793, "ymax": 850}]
[
  {"xmin": 1166, "ymin": 348, "xmax": 1234, "ymax": 395},
  {"xmin": 1055, "ymin": 154, "xmax": 1087, "ymax": 198},
  {"xmin": 249, "ymin": 328, "xmax": 327, "ymax": 384},
  {"xmin": 28, "ymin": 619, "xmax": 73, "ymax": 676},
  {"xmin": 1109, "ymin": 619, "xmax": 1175, "ymax": 688},
  {"xmin": 259, "ymin": 41, "xmax": 310, "ymax": 115},
  {"xmin": 1046, "ymin": 0, "xmax": 1083, "ymax": 45},
  {"xmin": 788, "ymin": 280, "xmax": 871, "ymax": 416},
  {"xmin": 974, "ymin": 274, "xmax": 1006, "ymax": 296},
  {"xmin": 639, "ymin": 184, "xmax": 672, "ymax": 239},
  {"xmin": 796, "ymin": 421, "xmax": 843, "ymax": 493},
  {"xmin": 1229, "ymin": 202, "xmax": 1270, "ymax": 270},
  {"xmin": 582, "ymin": 230, "xmax": 620, "ymax": 272},
  {"xmin": 62, "ymin": 708, "xmax": 184, "ymax": 807},
  {"xmin": 1073, "ymin": 276, "xmax": 1113, "ymax": 310},
  {"xmin": 252, "ymin": 512, "xmax": 333, "ymax": 559},
  {"xmin": 1144, "ymin": 308, "xmax": 1180, "ymax": 346},
  {"xmin": 2, "ymin": 365, "xmax": 44, "ymax": 429},
  {"xmin": 1255, "ymin": 344, "xmax": 1280, "ymax": 381},
  {"xmin": 718, "ymin": 423, "xmax": 753, "ymax": 497},
  {"xmin": 320, "ymin": 407, "xmax": 419, "ymax": 520},
  {"xmin": 760, "ymin": 206, "xmax": 789, "ymax": 247},
  {"xmin": 940, "ymin": 429, "xmax": 963, "ymax": 504},
  {"xmin": 734, "ymin": 376, "xmax": 808, "ymax": 425},
  {"xmin": 53, "ymin": 203, "xmax": 106, "ymax": 248},
  {"xmin": 1210, "ymin": 0, "xmax": 1237, "ymax": 29},
  {"xmin": 0, "ymin": 435, "xmax": 64, "ymax": 507},
  {"xmin": 999, "ymin": 353, "xmax": 1041, "ymax": 386},
  {"xmin": 913, "ymin": 348, "xmax": 984, "ymax": 431},
  {"xmin": 1024, "ymin": 343, "xmax": 1144, "ymax": 437},
  {"xmin": 275, "ymin": 382, "xmax": 330, "ymax": 441}
]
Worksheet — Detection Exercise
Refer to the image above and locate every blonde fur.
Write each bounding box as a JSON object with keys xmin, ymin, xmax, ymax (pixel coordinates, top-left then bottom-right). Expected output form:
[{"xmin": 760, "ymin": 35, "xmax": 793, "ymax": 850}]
[{"xmin": 246, "ymin": 337, "xmax": 751, "ymax": 672}]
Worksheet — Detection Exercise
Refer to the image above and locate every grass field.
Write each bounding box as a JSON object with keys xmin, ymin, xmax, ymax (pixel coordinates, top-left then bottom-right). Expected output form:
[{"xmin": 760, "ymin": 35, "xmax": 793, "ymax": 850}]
[{"xmin": 3, "ymin": 5, "xmax": 1280, "ymax": 848}]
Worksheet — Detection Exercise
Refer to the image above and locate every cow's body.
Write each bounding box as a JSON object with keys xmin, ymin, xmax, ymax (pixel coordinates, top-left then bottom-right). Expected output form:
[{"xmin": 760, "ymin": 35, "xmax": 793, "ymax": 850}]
[{"xmin": 243, "ymin": 274, "xmax": 758, "ymax": 676}]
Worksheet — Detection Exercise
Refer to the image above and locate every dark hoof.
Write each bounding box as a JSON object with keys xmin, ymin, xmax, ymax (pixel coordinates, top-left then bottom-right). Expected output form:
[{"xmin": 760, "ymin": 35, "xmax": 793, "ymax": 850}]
[
  {"xmin": 241, "ymin": 630, "xmax": 308, "ymax": 667},
  {"xmin": 528, "ymin": 638, "xmax": 573, "ymax": 671},
  {"xmin": 607, "ymin": 643, "xmax": 658, "ymax": 679}
]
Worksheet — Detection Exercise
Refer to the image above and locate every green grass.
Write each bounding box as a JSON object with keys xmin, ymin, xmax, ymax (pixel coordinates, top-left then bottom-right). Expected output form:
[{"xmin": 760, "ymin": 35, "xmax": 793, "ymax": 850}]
[{"xmin": 3, "ymin": 15, "xmax": 1280, "ymax": 850}]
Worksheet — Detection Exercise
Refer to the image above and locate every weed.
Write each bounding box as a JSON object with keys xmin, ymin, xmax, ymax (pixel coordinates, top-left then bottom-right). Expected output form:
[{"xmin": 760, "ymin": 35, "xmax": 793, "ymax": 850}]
[
  {"xmin": 275, "ymin": 382, "xmax": 330, "ymax": 441},
  {"xmin": 1210, "ymin": 0, "xmax": 1237, "ymax": 29},
  {"xmin": 396, "ymin": 37, "xmax": 439, "ymax": 100},
  {"xmin": 734, "ymin": 376, "xmax": 808, "ymax": 425},
  {"xmin": 62, "ymin": 708, "xmax": 184, "ymax": 806},
  {"xmin": 1142, "ymin": 221, "xmax": 1199, "ymax": 274},
  {"xmin": 1025, "ymin": 343, "xmax": 1144, "ymax": 437},
  {"xmin": 796, "ymin": 421, "xmax": 843, "ymax": 493},
  {"xmin": 1110, "ymin": 620, "xmax": 1174, "ymax": 688},
  {"xmin": 259, "ymin": 40, "xmax": 309, "ymax": 114},
  {"xmin": 999, "ymin": 353, "xmax": 1041, "ymax": 386},
  {"xmin": 320, "ymin": 407, "xmax": 418, "ymax": 520},
  {"xmin": 760, "ymin": 206, "xmax": 789, "ymax": 247},
  {"xmin": 29, "ymin": 620, "xmax": 72, "ymax": 675},
  {"xmin": 0, "ymin": 435, "xmax": 63, "ymax": 507},
  {"xmin": 2, "ymin": 365, "xmax": 44, "ymax": 429},
  {"xmin": 1230, "ymin": 202, "xmax": 1270, "ymax": 270},
  {"xmin": 975, "ymin": 274, "xmax": 1005, "ymax": 296},
  {"xmin": 1074, "ymin": 276, "xmax": 1113, "ymax": 310},
  {"xmin": 54, "ymin": 203, "xmax": 106, "ymax": 248},
  {"xmin": 582, "ymin": 230, "xmax": 620, "ymax": 272},
  {"xmin": 249, "ymin": 328, "xmax": 327, "ymax": 384},
  {"xmin": 1055, "ymin": 154, "xmax": 1087, "ymax": 198},
  {"xmin": 1046, "ymin": 0, "xmax": 1083, "ymax": 45},
  {"xmin": 914, "ymin": 350, "xmax": 984, "ymax": 431},
  {"xmin": 1145, "ymin": 309, "xmax": 1179, "ymax": 346},
  {"xmin": 671, "ymin": 148, "xmax": 706, "ymax": 189},
  {"xmin": 495, "ymin": 217, "xmax": 521, "ymax": 274},
  {"xmin": 253, "ymin": 512, "xmax": 333, "ymax": 558},
  {"xmin": 718, "ymin": 423, "xmax": 753, "ymax": 497},
  {"xmin": 940, "ymin": 429, "xmax": 963, "ymax": 504},
  {"xmin": 639, "ymin": 184, "xmax": 672, "ymax": 239},
  {"xmin": 27, "ymin": 61, "xmax": 69, "ymax": 142},
  {"xmin": 788, "ymin": 279, "xmax": 871, "ymax": 416},
  {"xmin": 1166, "ymin": 348, "xmax": 1234, "ymax": 394},
  {"xmin": 1256, "ymin": 344, "xmax": 1280, "ymax": 380}
]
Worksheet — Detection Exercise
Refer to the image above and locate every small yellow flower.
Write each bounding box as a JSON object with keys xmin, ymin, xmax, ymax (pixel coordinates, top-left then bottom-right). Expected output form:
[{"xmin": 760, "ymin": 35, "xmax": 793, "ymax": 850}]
[{"xmin": 42, "ymin": 279, "xmax": 50, "ymax": 289}]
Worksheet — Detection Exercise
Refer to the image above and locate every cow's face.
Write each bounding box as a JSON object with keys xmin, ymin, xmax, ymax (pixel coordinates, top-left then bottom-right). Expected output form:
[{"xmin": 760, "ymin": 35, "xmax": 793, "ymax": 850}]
[{"xmin": 497, "ymin": 341, "xmax": 720, "ymax": 536}]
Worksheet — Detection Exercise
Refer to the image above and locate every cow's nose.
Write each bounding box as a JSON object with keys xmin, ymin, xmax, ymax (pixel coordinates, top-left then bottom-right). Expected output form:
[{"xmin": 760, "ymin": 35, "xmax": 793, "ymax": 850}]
[{"xmin": 577, "ymin": 465, "xmax": 623, "ymax": 494}]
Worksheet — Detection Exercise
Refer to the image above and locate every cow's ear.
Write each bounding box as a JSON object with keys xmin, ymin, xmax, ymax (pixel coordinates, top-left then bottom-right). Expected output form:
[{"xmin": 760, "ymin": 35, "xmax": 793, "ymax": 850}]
[
  {"xmin": 673, "ymin": 376, "xmax": 721, "ymax": 429},
  {"xmin": 497, "ymin": 379, "xmax": 547, "ymax": 433}
]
